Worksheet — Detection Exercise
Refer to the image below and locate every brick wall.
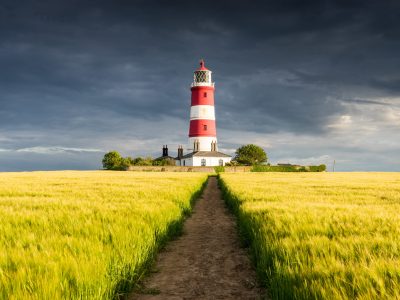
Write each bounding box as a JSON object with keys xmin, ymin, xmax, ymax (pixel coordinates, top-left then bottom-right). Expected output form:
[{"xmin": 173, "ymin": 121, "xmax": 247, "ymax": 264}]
[{"xmin": 126, "ymin": 166, "xmax": 251, "ymax": 172}]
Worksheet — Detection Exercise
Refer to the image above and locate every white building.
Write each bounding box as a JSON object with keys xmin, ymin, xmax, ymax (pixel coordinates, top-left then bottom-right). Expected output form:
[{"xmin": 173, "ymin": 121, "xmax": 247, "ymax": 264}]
[{"xmin": 178, "ymin": 151, "xmax": 231, "ymax": 167}]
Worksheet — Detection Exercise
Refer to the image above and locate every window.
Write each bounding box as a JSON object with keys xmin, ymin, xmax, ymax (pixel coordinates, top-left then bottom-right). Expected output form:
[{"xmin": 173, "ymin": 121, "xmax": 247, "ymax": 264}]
[
  {"xmin": 203, "ymin": 124, "xmax": 207, "ymax": 131},
  {"xmin": 201, "ymin": 159, "xmax": 206, "ymax": 166},
  {"xmin": 195, "ymin": 71, "xmax": 209, "ymax": 83},
  {"xmin": 219, "ymin": 159, "xmax": 224, "ymax": 166},
  {"xmin": 204, "ymin": 92, "xmax": 207, "ymax": 97}
]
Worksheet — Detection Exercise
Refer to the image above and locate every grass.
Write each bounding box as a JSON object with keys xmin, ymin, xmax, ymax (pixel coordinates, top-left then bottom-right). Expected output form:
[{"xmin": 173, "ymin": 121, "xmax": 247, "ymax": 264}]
[
  {"xmin": 0, "ymin": 171, "xmax": 208, "ymax": 299},
  {"xmin": 219, "ymin": 172, "xmax": 400, "ymax": 300}
]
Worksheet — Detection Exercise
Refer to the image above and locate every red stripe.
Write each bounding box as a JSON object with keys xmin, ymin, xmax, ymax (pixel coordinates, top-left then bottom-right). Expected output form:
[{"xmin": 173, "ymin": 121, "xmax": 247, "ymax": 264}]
[
  {"xmin": 189, "ymin": 119, "xmax": 216, "ymax": 137},
  {"xmin": 191, "ymin": 86, "xmax": 215, "ymax": 106}
]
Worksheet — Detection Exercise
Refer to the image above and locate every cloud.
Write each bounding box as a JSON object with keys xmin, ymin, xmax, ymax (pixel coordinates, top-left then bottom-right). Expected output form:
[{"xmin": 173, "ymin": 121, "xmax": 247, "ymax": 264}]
[
  {"xmin": 0, "ymin": 146, "xmax": 103, "ymax": 154},
  {"xmin": 15, "ymin": 146, "xmax": 104, "ymax": 154},
  {"xmin": 327, "ymin": 115, "xmax": 353, "ymax": 130},
  {"xmin": 0, "ymin": 0, "xmax": 399, "ymax": 171},
  {"xmin": 340, "ymin": 98, "xmax": 398, "ymax": 107}
]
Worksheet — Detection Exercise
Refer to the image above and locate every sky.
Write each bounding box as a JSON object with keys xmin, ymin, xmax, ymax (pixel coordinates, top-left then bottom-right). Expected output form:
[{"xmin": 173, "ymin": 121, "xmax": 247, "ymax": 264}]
[{"xmin": 0, "ymin": 0, "xmax": 399, "ymax": 171}]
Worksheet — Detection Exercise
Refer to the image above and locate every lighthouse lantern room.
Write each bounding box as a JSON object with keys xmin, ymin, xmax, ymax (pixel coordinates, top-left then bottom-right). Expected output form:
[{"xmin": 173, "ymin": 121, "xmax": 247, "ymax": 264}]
[{"xmin": 175, "ymin": 60, "xmax": 231, "ymax": 167}]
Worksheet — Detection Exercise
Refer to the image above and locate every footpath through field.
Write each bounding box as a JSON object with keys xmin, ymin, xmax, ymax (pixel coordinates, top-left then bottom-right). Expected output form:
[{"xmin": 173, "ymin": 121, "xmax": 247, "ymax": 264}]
[{"xmin": 130, "ymin": 176, "xmax": 265, "ymax": 299}]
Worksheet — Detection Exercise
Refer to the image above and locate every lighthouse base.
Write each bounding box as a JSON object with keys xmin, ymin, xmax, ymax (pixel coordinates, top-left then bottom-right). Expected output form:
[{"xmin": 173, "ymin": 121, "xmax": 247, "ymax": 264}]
[{"xmin": 176, "ymin": 151, "xmax": 231, "ymax": 167}]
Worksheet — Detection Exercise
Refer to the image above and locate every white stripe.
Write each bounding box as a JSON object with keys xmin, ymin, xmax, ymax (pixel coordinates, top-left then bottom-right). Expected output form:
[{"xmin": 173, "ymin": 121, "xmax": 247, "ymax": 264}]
[{"xmin": 190, "ymin": 105, "xmax": 215, "ymax": 120}]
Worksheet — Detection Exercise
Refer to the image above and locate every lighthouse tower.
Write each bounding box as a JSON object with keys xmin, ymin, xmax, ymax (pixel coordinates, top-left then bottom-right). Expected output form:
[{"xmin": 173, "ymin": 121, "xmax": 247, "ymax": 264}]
[
  {"xmin": 174, "ymin": 60, "xmax": 231, "ymax": 167},
  {"xmin": 189, "ymin": 59, "xmax": 217, "ymax": 152}
]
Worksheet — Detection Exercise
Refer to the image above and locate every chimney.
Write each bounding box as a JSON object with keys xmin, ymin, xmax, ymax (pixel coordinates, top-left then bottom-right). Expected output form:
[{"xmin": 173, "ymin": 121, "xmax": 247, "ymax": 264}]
[
  {"xmin": 178, "ymin": 145, "xmax": 183, "ymax": 158},
  {"xmin": 193, "ymin": 140, "xmax": 199, "ymax": 152},
  {"xmin": 162, "ymin": 145, "xmax": 168, "ymax": 157}
]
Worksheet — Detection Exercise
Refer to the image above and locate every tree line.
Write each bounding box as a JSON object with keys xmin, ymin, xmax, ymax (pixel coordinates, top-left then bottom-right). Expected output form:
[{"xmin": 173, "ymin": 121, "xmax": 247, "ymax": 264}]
[
  {"xmin": 102, "ymin": 151, "xmax": 175, "ymax": 170},
  {"xmin": 102, "ymin": 144, "xmax": 268, "ymax": 170},
  {"xmin": 102, "ymin": 144, "xmax": 325, "ymax": 172}
]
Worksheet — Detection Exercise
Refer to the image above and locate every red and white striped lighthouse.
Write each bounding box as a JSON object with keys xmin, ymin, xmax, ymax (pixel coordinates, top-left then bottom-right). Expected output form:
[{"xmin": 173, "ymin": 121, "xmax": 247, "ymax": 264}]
[
  {"xmin": 171, "ymin": 59, "xmax": 231, "ymax": 166},
  {"xmin": 189, "ymin": 59, "xmax": 218, "ymax": 152}
]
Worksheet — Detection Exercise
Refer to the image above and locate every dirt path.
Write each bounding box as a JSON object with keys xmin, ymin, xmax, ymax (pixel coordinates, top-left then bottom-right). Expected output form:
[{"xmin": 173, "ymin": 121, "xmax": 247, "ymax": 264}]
[{"xmin": 130, "ymin": 176, "xmax": 266, "ymax": 299}]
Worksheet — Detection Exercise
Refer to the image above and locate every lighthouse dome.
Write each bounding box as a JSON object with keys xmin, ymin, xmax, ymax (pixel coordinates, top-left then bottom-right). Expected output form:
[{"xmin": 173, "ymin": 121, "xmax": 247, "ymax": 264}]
[{"xmin": 196, "ymin": 59, "xmax": 209, "ymax": 71}]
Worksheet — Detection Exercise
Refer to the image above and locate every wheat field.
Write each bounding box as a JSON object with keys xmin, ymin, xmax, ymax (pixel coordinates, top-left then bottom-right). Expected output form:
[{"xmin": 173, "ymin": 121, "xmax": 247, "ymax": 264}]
[
  {"xmin": 0, "ymin": 171, "xmax": 208, "ymax": 299},
  {"xmin": 220, "ymin": 172, "xmax": 400, "ymax": 300}
]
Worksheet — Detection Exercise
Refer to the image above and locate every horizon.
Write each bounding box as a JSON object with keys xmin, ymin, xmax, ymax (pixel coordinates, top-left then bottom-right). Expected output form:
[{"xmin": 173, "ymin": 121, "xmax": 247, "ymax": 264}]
[{"xmin": 1, "ymin": 0, "xmax": 399, "ymax": 172}]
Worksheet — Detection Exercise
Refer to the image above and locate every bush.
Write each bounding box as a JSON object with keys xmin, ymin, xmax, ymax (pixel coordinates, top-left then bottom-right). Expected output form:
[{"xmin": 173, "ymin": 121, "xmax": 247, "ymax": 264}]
[
  {"xmin": 133, "ymin": 157, "xmax": 153, "ymax": 166},
  {"xmin": 225, "ymin": 161, "xmax": 239, "ymax": 167},
  {"xmin": 214, "ymin": 166, "xmax": 225, "ymax": 173},
  {"xmin": 121, "ymin": 157, "xmax": 134, "ymax": 169},
  {"xmin": 309, "ymin": 164, "xmax": 327, "ymax": 172},
  {"xmin": 153, "ymin": 158, "xmax": 176, "ymax": 166},
  {"xmin": 251, "ymin": 164, "xmax": 327, "ymax": 172},
  {"xmin": 251, "ymin": 165, "xmax": 271, "ymax": 172},
  {"xmin": 251, "ymin": 165, "xmax": 300, "ymax": 172}
]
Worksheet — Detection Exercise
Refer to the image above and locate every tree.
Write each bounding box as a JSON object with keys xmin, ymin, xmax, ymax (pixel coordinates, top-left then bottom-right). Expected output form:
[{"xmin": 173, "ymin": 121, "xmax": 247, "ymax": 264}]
[
  {"xmin": 153, "ymin": 158, "xmax": 176, "ymax": 166},
  {"xmin": 234, "ymin": 144, "xmax": 267, "ymax": 165},
  {"xmin": 121, "ymin": 156, "xmax": 135, "ymax": 169},
  {"xmin": 133, "ymin": 156, "xmax": 153, "ymax": 166},
  {"xmin": 102, "ymin": 151, "xmax": 123, "ymax": 170}
]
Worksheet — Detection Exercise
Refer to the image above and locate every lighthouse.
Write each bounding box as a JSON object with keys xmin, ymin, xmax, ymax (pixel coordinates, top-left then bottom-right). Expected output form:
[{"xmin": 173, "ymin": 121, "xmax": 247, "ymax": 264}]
[
  {"xmin": 175, "ymin": 60, "xmax": 232, "ymax": 167},
  {"xmin": 189, "ymin": 59, "xmax": 217, "ymax": 152}
]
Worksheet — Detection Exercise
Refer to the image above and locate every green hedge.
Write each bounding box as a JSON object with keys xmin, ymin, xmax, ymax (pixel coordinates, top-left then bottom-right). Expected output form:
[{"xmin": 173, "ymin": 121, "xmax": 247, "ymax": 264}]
[{"xmin": 251, "ymin": 164, "xmax": 326, "ymax": 172}]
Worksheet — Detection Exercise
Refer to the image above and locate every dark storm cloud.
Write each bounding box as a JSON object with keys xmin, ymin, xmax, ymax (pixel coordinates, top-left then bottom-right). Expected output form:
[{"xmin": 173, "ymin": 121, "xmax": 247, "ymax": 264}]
[
  {"xmin": 341, "ymin": 98, "xmax": 398, "ymax": 107},
  {"xmin": 0, "ymin": 0, "xmax": 400, "ymax": 170}
]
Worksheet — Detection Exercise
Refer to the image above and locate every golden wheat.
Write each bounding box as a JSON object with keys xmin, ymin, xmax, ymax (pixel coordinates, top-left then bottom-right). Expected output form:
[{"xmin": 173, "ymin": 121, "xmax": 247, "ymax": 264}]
[
  {"xmin": 220, "ymin": 172, "xmax": 400, "ymax": 300},
  {"xmin": 0, "ymin": 171, "xmax": 207, "ymax": 299}
]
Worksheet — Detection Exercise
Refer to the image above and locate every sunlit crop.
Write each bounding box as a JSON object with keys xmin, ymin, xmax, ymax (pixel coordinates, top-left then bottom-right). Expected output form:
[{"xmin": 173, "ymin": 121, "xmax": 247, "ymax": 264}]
[
  {"xmin": 220, "ymin": 172, "xmax": 400, "ymax": 299},
  {"xmin": 0, "ymin": 171, "xmax": 207, "ymax": 299}
]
